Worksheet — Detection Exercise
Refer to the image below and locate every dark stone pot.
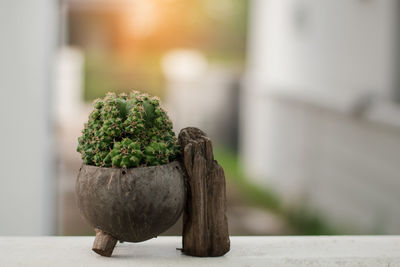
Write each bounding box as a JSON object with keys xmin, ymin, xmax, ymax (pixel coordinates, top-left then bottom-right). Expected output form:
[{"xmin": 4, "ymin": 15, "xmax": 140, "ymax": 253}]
[{"xmin": 76, "ymin": 161, "xmax": 185, "ymax": 242}]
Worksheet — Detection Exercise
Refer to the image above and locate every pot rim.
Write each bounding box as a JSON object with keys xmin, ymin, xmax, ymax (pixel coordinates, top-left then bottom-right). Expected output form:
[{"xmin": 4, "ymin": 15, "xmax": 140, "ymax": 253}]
[{"xmin": 80, "ymin": 160, "xmax": 181, "ymax": 171}]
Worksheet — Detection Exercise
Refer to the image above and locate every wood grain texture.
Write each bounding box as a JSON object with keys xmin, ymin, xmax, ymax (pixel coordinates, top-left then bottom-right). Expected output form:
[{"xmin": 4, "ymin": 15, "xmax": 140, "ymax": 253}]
[
  {"xmin": 76, "ymin": 162, "xmax": 185, "ymax": 244},
  {"xmin": 92, "ymin": 228, "xmax": 117, "ymax": 257},
  {"xmin": 178, "ymin": 127, "xmax": 230, "ymax": 257}
]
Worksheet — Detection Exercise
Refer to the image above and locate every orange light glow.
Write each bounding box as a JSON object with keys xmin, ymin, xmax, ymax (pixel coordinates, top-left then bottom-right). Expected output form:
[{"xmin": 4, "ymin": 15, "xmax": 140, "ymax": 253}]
[{"xmin": 122, "ymin": 0, "xmax": 161, "ymax": 39}]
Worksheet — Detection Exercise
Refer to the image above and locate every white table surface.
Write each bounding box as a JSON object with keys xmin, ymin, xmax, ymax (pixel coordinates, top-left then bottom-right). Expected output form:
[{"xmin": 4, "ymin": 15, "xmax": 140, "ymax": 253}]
[{"xmin": 1, "ymin": 236, "xmax": 400, "ymax": 267}]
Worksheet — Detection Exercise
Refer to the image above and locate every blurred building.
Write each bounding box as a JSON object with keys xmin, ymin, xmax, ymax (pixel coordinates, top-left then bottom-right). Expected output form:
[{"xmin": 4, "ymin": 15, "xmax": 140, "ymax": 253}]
[
  {"xmin": 0, "ymin": 0, "xmax": 57, "ymax": 235},
  {"xmin": 242, "ymin": 0, "xmax": 400, "ymax": 233},
  {"xmin": 163, "ymin": 49, "xmax": 240, "ymax": 148}
]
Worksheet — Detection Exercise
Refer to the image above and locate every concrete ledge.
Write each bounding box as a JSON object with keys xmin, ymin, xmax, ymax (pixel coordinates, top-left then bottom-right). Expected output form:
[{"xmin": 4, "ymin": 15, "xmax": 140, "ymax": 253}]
[{"xmin": 1, "ymin": 236, "xmax": 400, "ymax": 266}]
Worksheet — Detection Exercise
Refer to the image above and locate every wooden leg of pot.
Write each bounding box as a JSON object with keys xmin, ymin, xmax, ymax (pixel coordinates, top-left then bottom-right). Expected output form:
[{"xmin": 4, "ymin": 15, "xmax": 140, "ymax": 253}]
[
  {"xmin": 178, "ymin": 127, "xmax": 230, "ymax": 257},
  {"xmin": 92, "ymin": 228, "xmax": 117, "ymax": 257}
]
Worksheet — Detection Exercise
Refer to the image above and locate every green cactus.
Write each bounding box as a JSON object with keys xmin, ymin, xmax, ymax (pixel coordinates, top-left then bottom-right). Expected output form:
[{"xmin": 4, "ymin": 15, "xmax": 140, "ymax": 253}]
[{"xmin": 77, "ymin": 91, "xmax": 179, "ymax": 168}]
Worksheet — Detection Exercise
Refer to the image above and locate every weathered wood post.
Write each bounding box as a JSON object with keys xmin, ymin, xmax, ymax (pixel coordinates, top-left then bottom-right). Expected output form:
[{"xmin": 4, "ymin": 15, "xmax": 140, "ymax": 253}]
[{"xmin": 178, "ymin": 127, "xmax": 230, "ymax": 257}]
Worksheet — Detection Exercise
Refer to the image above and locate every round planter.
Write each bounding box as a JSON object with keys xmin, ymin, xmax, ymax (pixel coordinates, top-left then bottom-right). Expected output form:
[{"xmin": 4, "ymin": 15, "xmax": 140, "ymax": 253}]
[{"xmin": 76, "ymin": 161, "xmax": 185, "ymax": 244}]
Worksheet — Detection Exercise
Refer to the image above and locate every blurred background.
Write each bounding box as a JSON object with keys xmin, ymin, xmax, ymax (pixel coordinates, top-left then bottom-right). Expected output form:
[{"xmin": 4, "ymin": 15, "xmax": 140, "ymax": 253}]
[{"xmin": 1, "ymin": 0, "xmax": 400, "ymax": 236}]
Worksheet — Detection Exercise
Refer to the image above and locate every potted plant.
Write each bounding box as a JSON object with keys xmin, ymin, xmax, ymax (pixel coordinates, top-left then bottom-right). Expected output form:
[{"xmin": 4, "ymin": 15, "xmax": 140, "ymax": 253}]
[{"xmin": 76, "ymin": 91, "xmax": 185, "ymax": 257}]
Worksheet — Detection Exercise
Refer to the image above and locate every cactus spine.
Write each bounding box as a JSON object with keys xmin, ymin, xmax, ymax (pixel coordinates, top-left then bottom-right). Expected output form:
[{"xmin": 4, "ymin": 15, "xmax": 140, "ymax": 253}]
[{"xmin": 77, "ymin": 91, "xmax": 179, "ymax": 168}]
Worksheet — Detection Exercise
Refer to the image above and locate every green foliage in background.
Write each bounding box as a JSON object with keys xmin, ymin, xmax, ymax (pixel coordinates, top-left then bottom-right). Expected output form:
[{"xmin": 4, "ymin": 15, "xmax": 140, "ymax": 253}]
[
  {"xmin": 70, "ymin": 1, "xmax": 249, "ymax": 101},
  {"xmin": 214, "ymin": 147, "xmax": 336, "ymax": 235},
  {"xmin": 77, "ymin": 91, "xmax": 179, "ymax": 168},
  {"xmin": 84, "ymin": 52, "xmax": 164, "ymax": 101}
]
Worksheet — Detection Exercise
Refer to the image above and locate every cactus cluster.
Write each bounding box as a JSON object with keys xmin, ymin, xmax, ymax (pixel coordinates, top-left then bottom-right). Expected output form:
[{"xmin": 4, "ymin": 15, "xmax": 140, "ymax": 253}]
[{"xmin": 77, "ymin": 91, "xmax": 179, "ymax": 168}]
